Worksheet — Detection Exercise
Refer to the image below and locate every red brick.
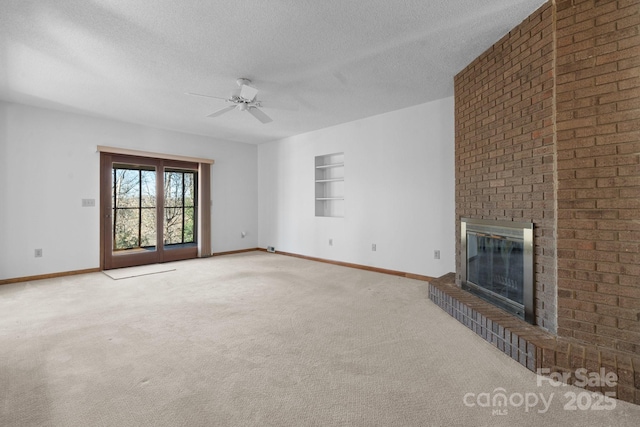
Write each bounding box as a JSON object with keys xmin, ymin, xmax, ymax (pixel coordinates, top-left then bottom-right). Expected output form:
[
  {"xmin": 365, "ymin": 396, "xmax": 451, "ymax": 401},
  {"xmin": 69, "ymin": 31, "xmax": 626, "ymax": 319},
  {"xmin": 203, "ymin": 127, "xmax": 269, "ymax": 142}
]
[
  {"xmin": 618, "ymin": 164, "xmax": 640, "ymax": 176},
  {"xmin": 575, "ymin": 271, "xmax": 617, "ymax": 286},
  {"xmin": 597, "ymin": 176, "xmax": 640, "ymax": 187},
  {"xmin": 558, "ymin": 157, "xmax": 596, "ymax": 170},
  {"xmin": 574, "ymin": 229, "xmax": 616, "ymax": 240},
  {"xmin": 595, "ymin": 67, "xmax": 640, "ymax": 85},
  {"xmin": 574, "ymin": 188, "xmax": 618, "ymax": 199},
  {"xmin": 572, "ymin": 331, "xmax": 616, "ymax": 348},
  {"xmin": 618, "ymin": 275, "xmax": 638, "ymax": 288},
  {"xmin": 598, "ymin": 284, "xmax": 640, "ymax": 299},
  {"xmin": 596, "ymin": 220, "xmax": 640, "ymax": 231},
  {"xmin": 597, "ymin": 263, "xmax": 640, "ymax": 276},
  {"xmin": 575, "ymin": 249, "xmax": 618, "ymax": 263},
  {"xmin": 619, "ymin": 252, "xmax": 640, "ymax": 264},
  {"xmin": 455, "ymin": 0, "xmax": 639, "ymax": 365},
  {"xmin": 597, "ymin": 109, "xmax": 640, "ymax": 125},
  {"xmin": 619, "ymin": 231, "xmax": 640, "ymax": 242},
  {"xmin": 595, "ymin": 241, "xmax": 640, "ymax": 254},
  {"xmin": 596, "ymin": 325, "xmax": 640, "ymax": 343},
  {"xmin": 559, "ymin": 318, "xmax": 596, "ymax": 333},
  {"xmin": 575, "ymin": 291, "xmax": 619, "ymax": 306},
  {"xmin": 597, "ymin": 199, "xmax": 640, "ymax": 209},
  {"xmin": 596, "ymin": 153, "xmax": 639, "ymax": 167},
  {"xmin": 618, "ymin": 319, "xmax": 640, "ymax": 335},
  {"xmin": 574, "ymin": 310, "xmax": 618, "ymax": 328},
  {"xmin": 558, "ymin": 278, "xmax": 597, "ymax": 292},
  {"xmin": 574, "ymin": 145, "xmax": 618, "ymax": 158},
  {"xmin": 619, "ymin": 298, "xmax": 640, "ymax": 311}
]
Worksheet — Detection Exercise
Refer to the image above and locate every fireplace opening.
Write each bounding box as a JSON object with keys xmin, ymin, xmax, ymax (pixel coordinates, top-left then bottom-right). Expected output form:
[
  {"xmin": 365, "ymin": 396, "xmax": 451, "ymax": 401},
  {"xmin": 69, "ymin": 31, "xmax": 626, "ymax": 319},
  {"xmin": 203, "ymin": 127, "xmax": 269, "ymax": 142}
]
[{"xmin": 461, "ymin": 218, "xmax": 534, "ymax": 324}]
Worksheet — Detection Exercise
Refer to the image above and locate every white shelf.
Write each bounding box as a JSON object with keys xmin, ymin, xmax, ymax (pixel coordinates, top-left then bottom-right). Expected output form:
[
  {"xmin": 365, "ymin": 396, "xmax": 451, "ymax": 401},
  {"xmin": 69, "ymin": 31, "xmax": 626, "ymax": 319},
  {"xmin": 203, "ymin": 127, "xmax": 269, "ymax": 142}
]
[
  {"xmin": 315, "ymin": 163, "xmax": 344, "ymax": 169},
  {"xmin": 315, "ymin": 178, "xmax": 344, "ymax": 183},
  {"xmin": 315, "ymin": 153, "xmax": 344, "ymax": 218}
]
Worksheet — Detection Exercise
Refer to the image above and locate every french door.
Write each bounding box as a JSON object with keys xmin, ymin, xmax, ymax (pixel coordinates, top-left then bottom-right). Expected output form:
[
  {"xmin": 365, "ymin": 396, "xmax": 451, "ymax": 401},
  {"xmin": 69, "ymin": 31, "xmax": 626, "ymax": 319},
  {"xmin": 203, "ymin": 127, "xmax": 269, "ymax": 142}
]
[{"xmin": 101, "ymin": 153, "xmax": 199, "ymax": 269}]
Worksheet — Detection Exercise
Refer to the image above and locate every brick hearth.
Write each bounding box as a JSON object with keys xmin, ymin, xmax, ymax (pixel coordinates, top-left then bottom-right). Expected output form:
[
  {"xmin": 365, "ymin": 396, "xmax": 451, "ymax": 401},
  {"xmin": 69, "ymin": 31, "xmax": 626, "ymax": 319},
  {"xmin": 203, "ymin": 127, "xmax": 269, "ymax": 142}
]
[{"xmin": 429, "ymin": 274, "xmax": 640, "ymax": 404}]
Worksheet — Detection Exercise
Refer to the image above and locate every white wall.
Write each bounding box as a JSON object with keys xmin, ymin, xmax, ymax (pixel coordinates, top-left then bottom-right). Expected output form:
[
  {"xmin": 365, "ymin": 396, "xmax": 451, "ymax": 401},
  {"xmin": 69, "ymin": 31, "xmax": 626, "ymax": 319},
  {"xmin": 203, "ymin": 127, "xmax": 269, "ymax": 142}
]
[
  {"xmin": 0, "ymin": 101, "xmax": 258, "ymax": 280},
  {"xmin": 258, "ymin": 97, "xmax": 455, "ymax": 278}
]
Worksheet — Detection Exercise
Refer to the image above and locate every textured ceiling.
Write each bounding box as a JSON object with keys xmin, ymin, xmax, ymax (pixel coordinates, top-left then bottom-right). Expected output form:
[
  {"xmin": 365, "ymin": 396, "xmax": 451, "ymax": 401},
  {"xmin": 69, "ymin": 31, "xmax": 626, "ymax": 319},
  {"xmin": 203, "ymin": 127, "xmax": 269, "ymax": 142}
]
[{"xmin": 0, "ymin": 0, "xmax": 547, "ymax": 144}]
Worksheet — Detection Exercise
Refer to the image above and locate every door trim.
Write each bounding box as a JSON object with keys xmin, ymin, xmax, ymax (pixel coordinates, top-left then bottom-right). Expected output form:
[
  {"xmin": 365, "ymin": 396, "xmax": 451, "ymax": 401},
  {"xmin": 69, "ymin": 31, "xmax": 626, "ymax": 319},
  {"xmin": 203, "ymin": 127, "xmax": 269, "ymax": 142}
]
[
  {"xmin": 97, "ymin": 145, "xmax": 214, "ymax": 164},
  {"xmin": 100, "ymin": 152, "xmax": 205, "ymax": 270}
]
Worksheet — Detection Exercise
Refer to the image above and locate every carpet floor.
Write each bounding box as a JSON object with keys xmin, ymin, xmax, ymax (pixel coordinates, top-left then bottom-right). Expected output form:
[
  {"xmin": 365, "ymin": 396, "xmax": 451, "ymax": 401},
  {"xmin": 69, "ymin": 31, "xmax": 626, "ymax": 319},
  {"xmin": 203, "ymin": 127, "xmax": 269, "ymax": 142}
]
[{"xmin": 1, "ymin": 251, "xmax": 638, "ymax": 426}]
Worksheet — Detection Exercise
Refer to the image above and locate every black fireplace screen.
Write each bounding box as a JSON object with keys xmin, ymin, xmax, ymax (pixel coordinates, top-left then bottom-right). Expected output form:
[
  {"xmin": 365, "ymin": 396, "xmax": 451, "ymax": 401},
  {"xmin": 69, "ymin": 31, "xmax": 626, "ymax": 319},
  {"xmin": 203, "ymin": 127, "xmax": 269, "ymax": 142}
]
[
  {"xmin": 467, "ymin": 234, "xmax": 524, "ymax": 306},
  {"xmin": 460, "ymin": 218, "xmax": 534, "ymax": 324}
]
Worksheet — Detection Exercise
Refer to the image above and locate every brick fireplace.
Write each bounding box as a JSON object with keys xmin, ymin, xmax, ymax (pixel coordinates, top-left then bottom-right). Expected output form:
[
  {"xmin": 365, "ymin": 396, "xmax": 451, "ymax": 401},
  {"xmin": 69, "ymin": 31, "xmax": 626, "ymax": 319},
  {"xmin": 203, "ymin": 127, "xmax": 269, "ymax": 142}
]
[{"xmin": 430, "ymin": 0, "xmax": 640, "ymax": 405}]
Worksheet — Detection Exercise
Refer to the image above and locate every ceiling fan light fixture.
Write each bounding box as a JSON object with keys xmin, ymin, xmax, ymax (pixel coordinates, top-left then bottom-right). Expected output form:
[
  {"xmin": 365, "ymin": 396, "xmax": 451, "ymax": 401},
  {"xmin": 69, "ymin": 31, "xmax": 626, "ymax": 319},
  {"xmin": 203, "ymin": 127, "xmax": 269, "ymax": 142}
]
[
  {"xmin": 188, "ymin": 77, "xmax": 272, "ymax": 123},
  {"xmin": 237, "ymin": 78, "xmax": 251, "ymax": 87}
]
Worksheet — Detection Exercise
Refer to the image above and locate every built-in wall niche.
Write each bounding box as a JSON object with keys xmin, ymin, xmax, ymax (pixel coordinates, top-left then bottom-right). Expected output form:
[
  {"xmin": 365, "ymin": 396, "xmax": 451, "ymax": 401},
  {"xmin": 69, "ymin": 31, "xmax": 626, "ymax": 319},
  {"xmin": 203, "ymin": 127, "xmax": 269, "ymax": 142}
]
[{"xmin": 315, "ymin": 152, "xmax": 344, "ymax": 217}]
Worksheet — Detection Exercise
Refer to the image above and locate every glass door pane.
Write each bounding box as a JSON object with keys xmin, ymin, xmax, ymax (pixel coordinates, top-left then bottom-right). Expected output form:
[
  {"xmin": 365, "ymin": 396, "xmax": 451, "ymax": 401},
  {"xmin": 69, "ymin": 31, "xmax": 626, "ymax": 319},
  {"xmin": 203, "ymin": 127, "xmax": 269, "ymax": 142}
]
[
  {"xmin": 164, "ymin": 169, "xmax": 197, "ymax": 248},
  {"xmin": 112, "ymin": 164, "xmax": 157, "ymax": 253}
]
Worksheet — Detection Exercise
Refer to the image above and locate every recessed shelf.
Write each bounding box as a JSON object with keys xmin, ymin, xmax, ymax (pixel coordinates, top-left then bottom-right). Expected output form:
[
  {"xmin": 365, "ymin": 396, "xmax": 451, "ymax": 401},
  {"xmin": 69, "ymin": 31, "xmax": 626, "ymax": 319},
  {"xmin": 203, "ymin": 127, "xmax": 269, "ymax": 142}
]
[
  {"xmin": 315, "ymin": 163, "xmax": 344, "ymax": 169},
  {"xmin": 315, "ymin": 178, "xmax": 344, "ymax": 183},
  {"xmin": 315, "ymin": 153, "xmax": 344, "ymax": 218}
]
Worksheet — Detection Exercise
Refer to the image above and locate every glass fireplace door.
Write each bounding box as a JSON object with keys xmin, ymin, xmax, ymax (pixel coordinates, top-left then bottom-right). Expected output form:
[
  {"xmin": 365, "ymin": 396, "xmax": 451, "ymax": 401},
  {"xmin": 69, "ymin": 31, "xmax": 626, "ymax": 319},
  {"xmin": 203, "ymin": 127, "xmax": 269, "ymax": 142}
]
[
  {"xmin": 461, "ymin": 218, "xmax": 534, "ymax": 323},
  {"xmin": 467, "ymin": 233, "xmax": 525, "ymax": 307}
]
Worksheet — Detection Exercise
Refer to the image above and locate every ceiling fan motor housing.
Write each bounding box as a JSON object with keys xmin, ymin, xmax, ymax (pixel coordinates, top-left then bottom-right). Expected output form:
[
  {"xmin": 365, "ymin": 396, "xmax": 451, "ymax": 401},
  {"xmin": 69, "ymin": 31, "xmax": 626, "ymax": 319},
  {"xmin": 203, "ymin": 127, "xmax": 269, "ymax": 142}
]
[
  {"xmin": 236, "ymin": 78, "xmax": 251, "ymax": 87},
  {"xmin": 188, "ymin": 77, "xmax": 271, "ymax": 123}
]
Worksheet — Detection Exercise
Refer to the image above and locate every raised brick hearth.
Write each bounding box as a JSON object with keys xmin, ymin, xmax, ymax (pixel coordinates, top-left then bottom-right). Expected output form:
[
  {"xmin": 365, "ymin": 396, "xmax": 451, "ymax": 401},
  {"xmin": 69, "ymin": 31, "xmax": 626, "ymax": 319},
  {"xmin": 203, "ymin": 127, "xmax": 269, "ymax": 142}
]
[
  {"xmin": 448, "ymin": 0, "xmax": 640, "ymax": 405},
  {"xmin": 429, "ymin": 274, "xmax": 640, "ymax": 404}
]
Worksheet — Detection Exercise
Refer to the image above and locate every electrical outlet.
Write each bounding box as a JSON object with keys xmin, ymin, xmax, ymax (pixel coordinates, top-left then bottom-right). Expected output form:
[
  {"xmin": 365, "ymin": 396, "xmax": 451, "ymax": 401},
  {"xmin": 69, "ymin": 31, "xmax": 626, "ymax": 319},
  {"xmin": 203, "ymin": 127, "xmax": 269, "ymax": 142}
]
[
  {"xmin": 329, "ymin": 239, "xmax": 333, "ymax": 246},
  {"xmin": 434, "ymin": 250, "xmax": 440, "ymax": 260},
  {"xmin": 372, "ymin": 243, "xmax": 376, "ymax": 251},
  {"xmin": 34, "ymin": 249, "xmax": 43, "ymax": 258}
]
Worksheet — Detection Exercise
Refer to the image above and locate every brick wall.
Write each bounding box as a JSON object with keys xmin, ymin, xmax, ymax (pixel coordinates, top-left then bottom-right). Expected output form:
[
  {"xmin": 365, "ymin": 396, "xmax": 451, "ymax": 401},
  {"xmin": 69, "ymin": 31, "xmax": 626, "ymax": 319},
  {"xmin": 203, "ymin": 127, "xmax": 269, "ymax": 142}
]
[
  {"xmin": 454, "ymin": 3, "xmax": 558, "ymax": 331},
  {"xmin": 455, "ymin": 0, "xmax": 640, "ymax": 350},
  {"xmin": 555, "ymin": 0, "xmax": 640, "ymax": 354}
]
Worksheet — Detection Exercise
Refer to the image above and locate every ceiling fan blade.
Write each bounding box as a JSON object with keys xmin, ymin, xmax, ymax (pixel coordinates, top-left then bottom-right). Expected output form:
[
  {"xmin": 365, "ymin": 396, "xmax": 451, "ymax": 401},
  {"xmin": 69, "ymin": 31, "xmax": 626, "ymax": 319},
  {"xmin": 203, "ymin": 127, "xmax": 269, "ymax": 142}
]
[
  {"xmin": 185, "ymin": 92, "xmax": 227, "ymax": 100},
  {"xmin": 240, "ymin": 84, "xmax": 258, "ymax": 101},
  {"xmin": 247, "ymin": 107, "xmax": 272, "ymax": 124},
  {"xmin": 207, "ymin": 105, "xmax": 236, "ymax": 118}
]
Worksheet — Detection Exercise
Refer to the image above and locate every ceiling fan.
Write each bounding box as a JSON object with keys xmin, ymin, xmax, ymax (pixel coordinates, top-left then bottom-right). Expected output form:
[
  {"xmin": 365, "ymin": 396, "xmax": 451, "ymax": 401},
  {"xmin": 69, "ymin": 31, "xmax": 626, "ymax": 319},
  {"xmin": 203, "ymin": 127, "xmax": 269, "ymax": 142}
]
[{"xmin": 186, "ymin": 78, "xmax": 272, "ymax": 123}]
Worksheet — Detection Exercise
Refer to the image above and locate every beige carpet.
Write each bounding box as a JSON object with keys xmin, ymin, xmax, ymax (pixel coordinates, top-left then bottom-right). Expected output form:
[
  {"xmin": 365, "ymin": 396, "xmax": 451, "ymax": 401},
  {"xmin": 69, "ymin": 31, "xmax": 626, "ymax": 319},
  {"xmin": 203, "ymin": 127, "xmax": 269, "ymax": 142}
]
[{"xmin": 1, "ymin": 251, "xmax": 638, "ymax": 426}]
